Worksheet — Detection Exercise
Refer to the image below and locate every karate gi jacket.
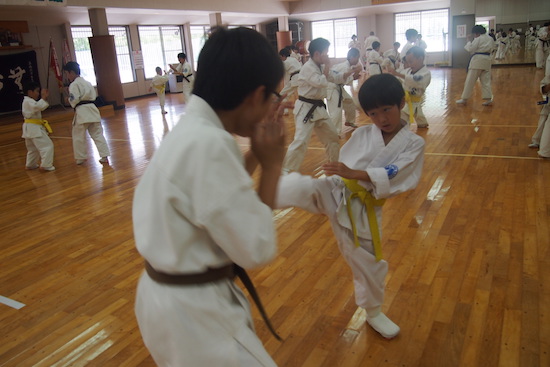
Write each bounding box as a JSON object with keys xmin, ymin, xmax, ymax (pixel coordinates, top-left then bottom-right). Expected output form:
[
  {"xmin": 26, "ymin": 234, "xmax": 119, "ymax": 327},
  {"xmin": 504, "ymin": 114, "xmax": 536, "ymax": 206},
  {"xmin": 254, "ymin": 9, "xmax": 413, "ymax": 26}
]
[
  {"xmin": 21, "ymin": 96, "xmax": 49, "ymax": 139},
  {"xmin": 334, "ymin": 122, "xmax": 425, "ymax": 239},
  {"xmin": 68, "ymin": 76, "xmax": 101, "ymax": 124},
  {"xmin": 465, "ymin": 34, "xmax": 494, "ymax": 71}
]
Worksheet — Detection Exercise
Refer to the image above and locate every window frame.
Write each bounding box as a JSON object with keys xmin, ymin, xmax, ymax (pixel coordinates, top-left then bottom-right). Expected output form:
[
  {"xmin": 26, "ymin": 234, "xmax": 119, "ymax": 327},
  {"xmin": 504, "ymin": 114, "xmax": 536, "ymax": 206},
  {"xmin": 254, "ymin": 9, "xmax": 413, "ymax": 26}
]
[
  {"xmin": 137, "ymin": 25, "xmax": 186, "ymax": 80},
  {"xmin": 311, "ymin": 17, "xmax": 357, "ymax": 58}
]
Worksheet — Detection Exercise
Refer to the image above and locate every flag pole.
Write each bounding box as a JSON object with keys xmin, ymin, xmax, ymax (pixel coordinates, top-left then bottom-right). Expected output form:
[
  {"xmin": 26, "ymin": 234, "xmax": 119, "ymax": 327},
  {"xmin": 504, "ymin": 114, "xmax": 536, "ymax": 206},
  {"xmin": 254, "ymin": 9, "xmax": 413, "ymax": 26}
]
[{"xmin": 46, "ymin": 38, "xmax": 52, "ymax": 90}]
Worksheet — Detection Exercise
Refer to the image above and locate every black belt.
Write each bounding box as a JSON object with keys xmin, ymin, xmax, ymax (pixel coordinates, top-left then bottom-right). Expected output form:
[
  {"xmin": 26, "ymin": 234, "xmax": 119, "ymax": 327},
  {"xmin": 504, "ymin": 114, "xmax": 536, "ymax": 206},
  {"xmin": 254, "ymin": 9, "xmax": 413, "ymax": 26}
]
[
  {"xmin": 183, "ymin": 73, "xmax": 193, "ymax": 83},
  {"xmin": 74, "ymin": 100, "xmax": 95, "ymax": 109},
  {"xmin": 369, "ymin": 62, "xmax": 382, "ymax": 74},
  {"xmin": 298, "ymin": 96, "xmax": 326, "ymax": 123},
  {"xmin": 144, "ymin": 261, "xmax": 282, "ymax": 341},
  {"xmin": 290, "ymin": 71, "xmax": 299, "ymax": 80},
  {"xmin": 337, "ymin": 85, "xmax": 343, "ymax": 108},
  {"xmin": 467, "ymin": 52, "xmax": 491, "ymax": 70}
]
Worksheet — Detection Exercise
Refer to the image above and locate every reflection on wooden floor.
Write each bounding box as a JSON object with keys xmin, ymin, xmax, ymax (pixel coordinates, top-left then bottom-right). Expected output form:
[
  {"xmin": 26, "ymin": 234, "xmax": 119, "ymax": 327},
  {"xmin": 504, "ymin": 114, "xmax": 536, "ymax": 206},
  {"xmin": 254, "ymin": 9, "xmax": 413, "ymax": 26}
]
[
  {"xmin": 493, "ymin": 48, "xmax": 536, "ymax": 65},
  {"xmin": 0, "ymin": 65, "xmax": 549, "ymax": 367}
]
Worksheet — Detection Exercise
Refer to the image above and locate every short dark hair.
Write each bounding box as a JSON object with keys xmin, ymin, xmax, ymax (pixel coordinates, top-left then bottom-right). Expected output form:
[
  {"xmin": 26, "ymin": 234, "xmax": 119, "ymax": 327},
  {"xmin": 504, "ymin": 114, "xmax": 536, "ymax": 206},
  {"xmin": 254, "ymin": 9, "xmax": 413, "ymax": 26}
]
[
  {"xmin": 406, "ymin": 46, "xmax": 425, "ymax": 59},
  {"xmin": 279, "ymin": 48, "xmax": 291, "ymax": 58},
  {"xmin": 177, "ymin": 52, "xmax": 187, "ymax": 60},
  {"xmin": 405, "ymin": 29, "xmax": 419, "ymax": 41},
  {"xmin": 155, "ymin": 66, "xmax": 162, "ymax": 73},
  {"xmin": 308, "ymin": 38, "xmax": 330, "ymax": 56},
  {"xmin": 63, "ymin": 61, "xmax": 81, "ymax": 75},
  {"xmin": 372, "ymin": 41, "xmax": 381, "ymax": 50},
  {"xmin": 347, "ymin": 47, "xmax": 360, "ymax": 59},
  {"xmin": 473, "ymin": 25, "xmax": 487, "ymax": 34},
  {"xmin": 393, "ymin": 42, "xmax": 401, "ymax": 47},
  {"xmin": 358, "ymin": 74, "xmax": 404, "ymax": 112},
  {"xmin": 23, "ymin": 80, "xmax": 40, "ymax": 94},
  {"xmin": 193, "ymin": 27, "xmax": 284, "ymax": 111}
]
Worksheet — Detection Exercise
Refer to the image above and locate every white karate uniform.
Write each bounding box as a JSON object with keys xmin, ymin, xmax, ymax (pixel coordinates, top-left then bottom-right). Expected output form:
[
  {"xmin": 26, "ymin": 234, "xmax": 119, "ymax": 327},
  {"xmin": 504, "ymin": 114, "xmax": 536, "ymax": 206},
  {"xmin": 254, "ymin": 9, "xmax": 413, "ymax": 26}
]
[
  {"xmin": 276, "ymin": 121, "xmax": 424, "ymax": 310},
  {"xmin": 460, "ymin": 34, "xmax": 494, "ymax": 101},
  {"xmin": 366, "ymin": 49, "xmax": 384, "ymax": 76},
  {"xmin": 151, "ymin": 74, "xmax": 169, "ymax": 111},
  {"xmin": 176, "ymin": 61, "xmax": 195, "ymax": 101},
  {"xmin": 21, "ymin": 96, "xmax": 54, "ymax": 168},
  {"xmin": 382, "ymin": 48, "xmax": 400, "ymax": 70},
  {"xmin": 364, "ymin": 35, "xmax": 380, "ymax": 51},
  {"xmin": 400, "ymin": 65, "xmax": 431, "ymax": 128},
  {"xmin": 279, "ymin": 57, "xmax": 302, "ymax": 101},
  {"xmin": 531, "ymin": 74, "xmax": 550, "ymax": 158},
  {"xmin": 134, "ymin": 96, "xmax": 278, "ymax": 367},
  {"xmin": 416, "ymin": 39, "xmax": 427, "ymax": 50},
  {"xmin": 290, "ymin": 51, "xmax": 301, "ymax": 63},
  {"xmin": 399, "ymin": 41, "xmax": 415, "ymax": 62},
  {"xmin": 495, "ymin": 36, "xmax": 508, "ymax": 60},
  {"xmin": 536, "ymin": 26, "xmax": 550, "ymax": 69},
  {"xmin": 68, "ymin": 76, "xmax": 110, "ymax": 161},
  {"xmin": 283, "ymin": 59, "xmax": 341, "ymax": 173},
  {"xmin": 348, "ymin": 40, "xmax": 362, "ymax": 51},
  {"xmin": 327, "ymin": 60, "xmax": 356, "ymax": 136}
]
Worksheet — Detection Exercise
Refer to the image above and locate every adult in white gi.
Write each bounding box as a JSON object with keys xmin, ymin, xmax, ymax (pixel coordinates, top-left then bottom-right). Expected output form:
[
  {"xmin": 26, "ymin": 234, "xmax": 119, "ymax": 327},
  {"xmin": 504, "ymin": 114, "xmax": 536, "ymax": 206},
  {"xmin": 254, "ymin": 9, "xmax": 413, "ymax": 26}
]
[
  {"xmin": 389, "ymin": 46, "xmax": 431, "ymax": 128},
  {"xmin": 399, "ymin": 29, "xmax": 419, "ymax": 62},
  {"xmin": 366, "ymin": 42, "xmax": 384, "ymax": 76},
  {"xmin": 456, "ymin": 26, "xmax": 494, "ymax": 106},
  {"xmin": 278, "ymin": 47, "xmax": 302, "ymax": 103},
  {"xmin": 134, "ymin": 27, "xmax": 285, "ymax": 367},
  {"xmin": 170, "ymin": 52, "xmax": 195, "ymax": 102},
  {"xmin": 277, "ymin": 74, "xmax": 424, "ymax": 339},
  {"xmin": 529, "ymin": 61, "xmax": 550, "ymax": 158},
  {"xmin": 63, "ymin": 61, "xmax": 110, "ymax": 165},
  {"xmin": 282, "ymin": 38, "xmax": 344, "ymax": 174},
  {"xmin": 535, "ymin": 23, "xmax": 550, "ymax": 69},
  {"xmin": 364, "ymin": 31, "xmax": 380, "ymax": 53},
  {"xmin": 348, "ymin": 34, "xmax": 361, "ymax": 50},
  {"xmin": 150, "ymin": 67, "xmax": 169, "ymax": 114},
  {"xmin": 327, "ymin": 48, "xmax": 362, "ymax": 136},
  {"xmin": 21, "ymin": 82, "xmax": 55, "ymax": 171}
]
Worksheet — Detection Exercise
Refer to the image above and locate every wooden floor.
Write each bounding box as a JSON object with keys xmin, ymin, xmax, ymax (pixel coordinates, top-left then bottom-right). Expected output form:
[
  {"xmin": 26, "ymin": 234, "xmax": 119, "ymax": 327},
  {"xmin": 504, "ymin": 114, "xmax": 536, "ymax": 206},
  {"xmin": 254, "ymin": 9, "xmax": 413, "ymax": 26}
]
[{"xmin": 1, "ymin": 66, "xmax": 549, "ymax": 367}]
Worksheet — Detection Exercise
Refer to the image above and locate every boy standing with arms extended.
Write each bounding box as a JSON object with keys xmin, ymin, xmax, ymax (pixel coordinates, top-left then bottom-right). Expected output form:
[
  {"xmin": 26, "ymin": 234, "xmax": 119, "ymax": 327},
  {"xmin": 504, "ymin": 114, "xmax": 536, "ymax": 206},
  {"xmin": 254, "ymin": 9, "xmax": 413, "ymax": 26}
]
[
  {"xmin": 283, "ymin": 38, "xmax": 351, "ymax": 174},
  {"xmin": 63, "ymin": 61, "xmax": 110, "ymax": 165},
  {"xmin": 276, "ymin": 74, "xmax": 425, "ymax": 339},
  {"xmin": 21, "ymin": 81, "xmax": 55, "ymax": 171}
]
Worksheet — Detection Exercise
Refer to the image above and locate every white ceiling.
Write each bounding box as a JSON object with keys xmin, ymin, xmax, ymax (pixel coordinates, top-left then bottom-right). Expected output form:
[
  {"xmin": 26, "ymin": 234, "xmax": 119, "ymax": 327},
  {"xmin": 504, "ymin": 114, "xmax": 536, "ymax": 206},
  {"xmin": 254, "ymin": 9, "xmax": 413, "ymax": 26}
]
[{"xmin": 0, "ymin": 0, "xmax": 450, "ymax": 26}]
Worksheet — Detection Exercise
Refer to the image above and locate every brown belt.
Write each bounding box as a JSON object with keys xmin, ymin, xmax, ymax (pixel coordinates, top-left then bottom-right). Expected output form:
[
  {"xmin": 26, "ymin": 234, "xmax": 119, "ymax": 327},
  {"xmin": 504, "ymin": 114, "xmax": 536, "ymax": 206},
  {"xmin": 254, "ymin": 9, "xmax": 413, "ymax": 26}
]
[{"xmin": 144, "ymin": 261, "xmax": 282, "ymax": 341}]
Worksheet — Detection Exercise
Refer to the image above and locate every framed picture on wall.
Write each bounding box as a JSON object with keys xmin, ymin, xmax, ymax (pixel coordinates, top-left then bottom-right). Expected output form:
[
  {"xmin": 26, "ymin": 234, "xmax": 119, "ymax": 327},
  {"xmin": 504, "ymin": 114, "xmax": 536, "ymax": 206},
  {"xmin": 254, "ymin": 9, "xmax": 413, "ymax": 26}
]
[{"xmin": 457, "ymin": 24, "xmax": 467, "ymax": 38}]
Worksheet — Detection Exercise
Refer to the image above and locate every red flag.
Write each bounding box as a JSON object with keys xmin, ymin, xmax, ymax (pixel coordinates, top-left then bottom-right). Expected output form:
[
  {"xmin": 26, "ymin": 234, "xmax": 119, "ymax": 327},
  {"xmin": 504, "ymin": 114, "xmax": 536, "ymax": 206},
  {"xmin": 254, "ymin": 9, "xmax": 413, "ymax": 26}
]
[{"xmin": 49, "ymin": 39, "xmax": 63, "ymax": 92}]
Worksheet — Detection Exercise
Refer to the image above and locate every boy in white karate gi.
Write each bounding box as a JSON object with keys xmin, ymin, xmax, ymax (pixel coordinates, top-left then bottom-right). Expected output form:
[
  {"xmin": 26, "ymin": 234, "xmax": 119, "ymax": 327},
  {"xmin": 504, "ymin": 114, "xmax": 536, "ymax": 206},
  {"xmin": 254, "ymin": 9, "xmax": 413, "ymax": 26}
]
[
  {"xmin": 389, "ymin": 46, "xmax": 431, "ymax": 128},
  {"xmin": 529, "ymin": 57, "xmax": 550, "ymax": 158},
  {"xmin": 495, "ymin": 31, "xmax": 508, "ymax": 60},
  {"xmin": 170, "ymin": 52, "xmax": 194, "ymax": 102},
  {"xmin": 276, "ymin": 74, "xmax": 425, "ymax": 339},
  {"xmin": 21, "ymin": 81, "xmax": 55, "ymax": 171},
  {"xmin": 456, "ymin": 25, "xmax": 494, "ymax": 106},
  {"xmin": 366, "ymin": 41, "xmax": 384, "ymax": 76},
  {"xmin": 400, "ymin": 29, "xmax": 418, "ymax": 63},
  {"xmin": 535, "ymin": 23, "xmax": 550, "ymax": 70},
  {"xmin": 149, "ymin": 67, "xmax": 169, "ymax": 114},
  {"xmin": 133, "ymin": 27, "xmax": 286, "ymax": 367},
  {"xmin": 63, "ymin": 61, "xmax": 110, "ymax": 165},
  {"xmin": 283, "ymin": 38, "xmax": 349, "ymax": 174},
  {"xmin": 279, "ymin": 47, "xmax": 302, "ymax": 105},
  {"xmin": 327, "ymin": 47, "xmax": 362, "ymax": 135}
]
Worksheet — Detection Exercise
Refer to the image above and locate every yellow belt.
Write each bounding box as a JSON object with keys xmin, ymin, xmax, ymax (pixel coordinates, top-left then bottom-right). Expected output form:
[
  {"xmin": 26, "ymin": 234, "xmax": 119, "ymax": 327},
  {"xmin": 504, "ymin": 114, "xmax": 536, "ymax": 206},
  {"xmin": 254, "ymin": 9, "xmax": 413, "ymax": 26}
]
[
  {"xmin": 153, "ymin": 84, "xmax": 166, "ymax": 93},
  {"xmin": 24, "ymin": 118, "xmax": 52, "ymax": 133},
  {"xmin": 342, "ymin": 178, "xmax": 386, "ymax": 261},
  {"xmin": 404, "ymin": 91, "xmax": 423, "ymax": 124}
]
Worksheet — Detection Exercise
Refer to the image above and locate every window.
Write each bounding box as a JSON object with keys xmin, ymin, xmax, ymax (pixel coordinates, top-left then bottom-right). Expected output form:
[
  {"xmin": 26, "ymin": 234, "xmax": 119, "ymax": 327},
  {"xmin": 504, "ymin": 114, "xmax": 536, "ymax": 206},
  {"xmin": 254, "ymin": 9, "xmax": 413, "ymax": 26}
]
[
  {"xmin": 138, "ymin": 26, "xmax": 185, "ymax": 79},
  {"xmin": 70, "ymin": 26, "xmax": 135, "ymax": 85},
  {"xmin": 190, "ymin": 25, "xmax": 209, "ymax": 67},
  {"xmin": 395, "ymin": 9, "xmax": 449, "ymax": 52},
  {"xmin": 311, "ymin": 18, "xmax": 357, "ymax": 58}
]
